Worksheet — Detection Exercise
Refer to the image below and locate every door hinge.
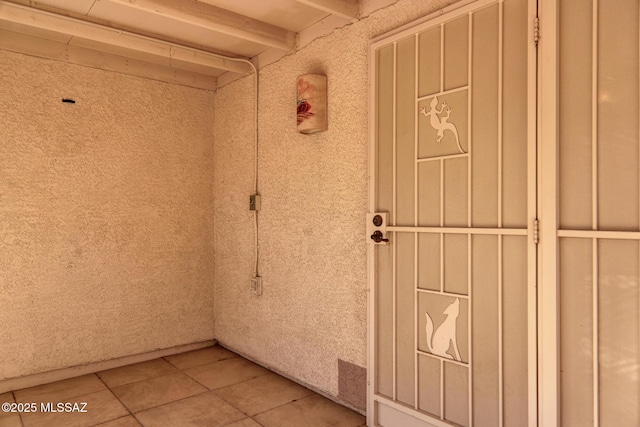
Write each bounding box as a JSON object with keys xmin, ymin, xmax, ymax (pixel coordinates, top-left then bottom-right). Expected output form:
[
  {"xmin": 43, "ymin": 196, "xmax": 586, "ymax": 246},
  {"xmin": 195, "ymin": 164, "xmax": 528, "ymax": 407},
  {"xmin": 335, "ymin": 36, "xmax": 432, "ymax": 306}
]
[
  {"xmin": 533, "ymin": 17, "xmax": 540, "ymax": 46},
  {"xmin": 533, "ymin": 219, "xmax": 540, "ymax": 244}
]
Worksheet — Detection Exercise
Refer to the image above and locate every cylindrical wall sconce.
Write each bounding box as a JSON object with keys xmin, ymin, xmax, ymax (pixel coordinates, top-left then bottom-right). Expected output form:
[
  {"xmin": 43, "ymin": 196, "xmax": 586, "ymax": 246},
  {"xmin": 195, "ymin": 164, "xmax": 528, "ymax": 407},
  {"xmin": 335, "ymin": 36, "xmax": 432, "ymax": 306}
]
[{"xmin": 297, "ymin": 74, "xmax": 327, "ymax": 134}]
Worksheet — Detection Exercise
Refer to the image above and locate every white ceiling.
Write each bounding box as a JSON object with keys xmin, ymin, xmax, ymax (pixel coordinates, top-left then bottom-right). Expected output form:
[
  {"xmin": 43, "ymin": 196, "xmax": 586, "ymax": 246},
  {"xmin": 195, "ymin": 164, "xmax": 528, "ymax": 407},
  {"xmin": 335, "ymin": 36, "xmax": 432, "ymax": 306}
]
[{"xmin": 0, "ymin": 0, "xmax": 387, "ymax": 90}]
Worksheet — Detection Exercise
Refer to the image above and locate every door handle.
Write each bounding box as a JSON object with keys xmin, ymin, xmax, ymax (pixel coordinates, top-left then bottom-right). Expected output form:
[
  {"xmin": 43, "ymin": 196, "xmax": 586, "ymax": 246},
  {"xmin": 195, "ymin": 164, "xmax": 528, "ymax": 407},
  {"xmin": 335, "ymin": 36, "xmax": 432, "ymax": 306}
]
[{"xmin": 370, "ymin": 230, "xmax": 389, "ymax": 243}]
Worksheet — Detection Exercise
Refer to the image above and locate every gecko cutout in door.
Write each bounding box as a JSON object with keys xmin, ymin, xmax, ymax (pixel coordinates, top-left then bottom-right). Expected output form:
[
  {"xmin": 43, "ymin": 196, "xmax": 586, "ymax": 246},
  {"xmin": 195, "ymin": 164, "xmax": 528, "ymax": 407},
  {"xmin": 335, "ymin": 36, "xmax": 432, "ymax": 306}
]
[
  {"xmin": 420, "ymin": 97, "xmax": 464, "ymax": 154},
  {"xmin": 418, "ymin": 90, "xmax": 468, "ymax": 159}
]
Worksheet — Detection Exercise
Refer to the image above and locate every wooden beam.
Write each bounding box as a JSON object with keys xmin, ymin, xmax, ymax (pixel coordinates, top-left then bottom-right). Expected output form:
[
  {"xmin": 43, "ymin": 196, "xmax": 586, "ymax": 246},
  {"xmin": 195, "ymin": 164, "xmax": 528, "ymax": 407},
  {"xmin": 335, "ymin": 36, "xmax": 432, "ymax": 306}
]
[
  {"xmin": 0, "ymin": 29, "xmax": 217, "ymax": 90},
  {"xmin": 0, "ymin": 0, "xmax": 251, "ymax": 74},
  {"xmin": 106, "ymin": 0, "xmax": 296, "ymax": 51},
  {"xmin": 294, "ymin": 0, "xmax": 359, "ymax": 20}
]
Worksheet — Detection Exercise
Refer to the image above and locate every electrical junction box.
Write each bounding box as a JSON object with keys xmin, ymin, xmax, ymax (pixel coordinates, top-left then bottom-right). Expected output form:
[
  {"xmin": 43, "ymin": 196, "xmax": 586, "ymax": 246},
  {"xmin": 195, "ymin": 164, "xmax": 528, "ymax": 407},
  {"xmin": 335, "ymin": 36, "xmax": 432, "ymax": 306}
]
[
  {"xmin": 250, "ymin": 194, "xmax": 261, "ymax": 211},
  {"xmin": 250, "ymin": 276, "xmax": 262, "ymax": 296}
]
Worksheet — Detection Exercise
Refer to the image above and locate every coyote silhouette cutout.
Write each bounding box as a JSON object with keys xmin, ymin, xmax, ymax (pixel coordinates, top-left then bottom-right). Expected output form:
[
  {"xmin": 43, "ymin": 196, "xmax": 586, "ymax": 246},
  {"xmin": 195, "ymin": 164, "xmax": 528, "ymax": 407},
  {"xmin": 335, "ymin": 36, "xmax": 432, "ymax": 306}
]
[
  {"xmin": 425, "ymin": 298, "xmax": 462, "ymax": 362},
  {"xmin": 420, "ymin": 97, "xmax": 465, "ymax": 154}
]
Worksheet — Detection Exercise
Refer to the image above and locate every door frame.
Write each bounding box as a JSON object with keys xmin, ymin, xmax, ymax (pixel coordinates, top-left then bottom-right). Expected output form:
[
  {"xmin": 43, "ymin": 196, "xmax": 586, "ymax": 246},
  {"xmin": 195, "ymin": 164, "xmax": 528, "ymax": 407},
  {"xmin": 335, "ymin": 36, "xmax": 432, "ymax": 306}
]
[
  {"xmin": 367, "ymin": 0, "xmax": 539, "ymax": 425},
  {"xmin": 537, "ymin": 1, "xmax": 559, "ymax": 426}
]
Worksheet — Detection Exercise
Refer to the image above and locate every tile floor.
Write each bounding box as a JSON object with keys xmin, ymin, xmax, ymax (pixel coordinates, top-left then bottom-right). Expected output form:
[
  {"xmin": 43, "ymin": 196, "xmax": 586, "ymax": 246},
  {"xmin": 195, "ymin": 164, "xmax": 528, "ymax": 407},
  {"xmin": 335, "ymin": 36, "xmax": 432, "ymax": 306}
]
[{"xmin": 0, "ymin": 345, "xmax": 366, "ymax": 427}]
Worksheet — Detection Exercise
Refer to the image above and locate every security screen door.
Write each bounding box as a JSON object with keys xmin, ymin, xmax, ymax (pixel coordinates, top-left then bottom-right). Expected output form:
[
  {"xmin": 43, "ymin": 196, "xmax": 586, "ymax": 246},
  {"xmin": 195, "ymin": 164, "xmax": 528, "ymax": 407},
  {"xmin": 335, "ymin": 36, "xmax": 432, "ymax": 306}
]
[
  {"xmin": 549, "ymin": 0, "xmax": 640, "ymax": 425},
  {"xmin": 368, "ymin": 0, "xmax": 536, "ymax": 426}
]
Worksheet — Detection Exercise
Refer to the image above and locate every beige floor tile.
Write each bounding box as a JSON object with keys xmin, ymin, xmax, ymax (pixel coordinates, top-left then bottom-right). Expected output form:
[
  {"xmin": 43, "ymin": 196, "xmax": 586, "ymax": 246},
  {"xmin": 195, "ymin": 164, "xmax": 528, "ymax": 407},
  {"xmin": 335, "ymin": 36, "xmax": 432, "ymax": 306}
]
[
  {"xmin": 254, "ymin": 394, "xmax": 365, "ymax": 427},
  {"xmin": 20, "ymin": 389, "xmax": 128, "ymax": 427},
  {"xmin": 183, "ymin": 357, "xmax": 269, "ymax": 390},
  {"xmin": 224, "ymin": 419, "xmax": 263, "ymax": 427},
  {"xmin": 0, "ymin": 393, "xmax": 15, "ymax": 404},
  {"xmin": 0, "ymin": 414, "xmax": 22, "ymax": 427},
  {"xmin": 135, "ymin": 392, "xmax": 245, "ymax": 427},
  {"xmin": 111, "ymin": 372, "xmax": 206, "ymax": 413},
  {"xmin": 213, "ymin": 373, "xmax": 313, "ymax": 416},
  {"xmin": 98, "ymin": 359, "xmax": 180, "ymax": 388},
  {"xmin": 0, "ymin": 392, "xmax": 21, "ymax": 427},
  {"xmin": 94, "ymin": 415, "xmax": 141, "ymax": 426},
  {"xmin": 164, "ymin": 346, "xmax": 237, "ymax": 370},
  {"xmin": 14, "ymin": 375, "xmax": 106, "ymax": 404}
]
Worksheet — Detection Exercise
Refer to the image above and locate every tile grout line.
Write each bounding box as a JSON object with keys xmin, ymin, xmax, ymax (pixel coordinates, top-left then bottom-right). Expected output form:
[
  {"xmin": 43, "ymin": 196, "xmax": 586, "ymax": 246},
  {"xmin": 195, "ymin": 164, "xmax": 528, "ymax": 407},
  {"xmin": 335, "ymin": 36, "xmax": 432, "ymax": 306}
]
[
  {"xmin": 100, "ymin": 364, "xmax": 248, "ymax": 426},
  {"xmin": 120, "ymin": 359, "xmax": 276, "ymax": 425},
  {"xmin": 207, "ymin": 347, "xmax": 366, "ymax": 424},
  {"xmin": 121, "ymin": 359, "xmax": 272, "ymax": 420},
  {"xmin": 94, "ymin": 372, "xmax": 138, "ymax": 427},
  {"xmin": 218, "ymin": 388, "xmax": 317, "ymax": 420},
  {"xmin": 13, "ymin": 373, "xmax": 107, "ymax": 403},
  {"xmin": 176, "ymin": 357, "xmax": 352, "ymax": 426},
  {"xmin": 216, "ymin": 344, "xmax": 365, "ymax": 417},
  {"xmin": 130, "ymin": 388, "xmax": 213, "ymax": 418},
  {"xmin": 98, "ymin": 358, "xmax": 200, "ymax": 389},
  {"xmin": 211, "ymin": 373, "xmax": 363, "ymax": 426},
  {"xmin": 98, "ymin": 354, "xmax": 238, "ymax": 392},
  {"xmin": 13, "ymin": 373, "xmax": 110, "ymax": 427},
  {"xmin": 90, "ymin": 414, "xmax": 137, "ymax": 427},
  {"xmin": 9, "ymin": 350, "xmax": 364, "ymax": 426},
  {"xmin": 161, "ymin": 352, "xmax": 238, "ymax": 371},
  {"xmin": 248, "ymin": 394, "xmax": 320, "ymax": 423},
  {"xmin": 240, "ymin": 392, "xmax": 364, "ymax": 426},
  {"xmin": 12, "ymin": 391, "xmax": 25, "ymax": 427},
  {"xmin": 100, "ymin": 371, "xmax": 181, "ymax": 390},
  {"xmin": 116, "ymin": 384, "xmax": 217, "ymax": 418},
  {"xmin": 19, "ymin": 355, "xmax": 271, "ymax": 423},
  {"xmin": 175, "ymin": 359, "xmax": 272, "ymax": 393}
]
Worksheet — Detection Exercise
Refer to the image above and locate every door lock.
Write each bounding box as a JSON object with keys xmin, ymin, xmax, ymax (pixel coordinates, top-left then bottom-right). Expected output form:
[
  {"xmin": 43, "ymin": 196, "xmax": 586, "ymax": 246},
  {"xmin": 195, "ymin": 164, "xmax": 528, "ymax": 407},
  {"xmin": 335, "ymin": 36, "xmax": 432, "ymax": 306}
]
[
  {"xmin": 367, "ymin": 212, "xmax": 389, "ymax": 245},
  {"xmin": 370, "ymin": 230, "xmax": 389, "ymax": 243}
]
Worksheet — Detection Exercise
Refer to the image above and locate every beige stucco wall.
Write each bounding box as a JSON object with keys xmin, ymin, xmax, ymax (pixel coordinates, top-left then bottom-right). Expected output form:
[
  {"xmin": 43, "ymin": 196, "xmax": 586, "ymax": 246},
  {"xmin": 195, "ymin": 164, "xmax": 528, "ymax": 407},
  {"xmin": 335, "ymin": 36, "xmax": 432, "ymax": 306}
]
[
  {"xmin": 213, "ymin": 0, "xmax": 454, "ymax": 401},
  {"xmin": 0, "ymin": 50, "xmax": 215, "ymax": 381}
]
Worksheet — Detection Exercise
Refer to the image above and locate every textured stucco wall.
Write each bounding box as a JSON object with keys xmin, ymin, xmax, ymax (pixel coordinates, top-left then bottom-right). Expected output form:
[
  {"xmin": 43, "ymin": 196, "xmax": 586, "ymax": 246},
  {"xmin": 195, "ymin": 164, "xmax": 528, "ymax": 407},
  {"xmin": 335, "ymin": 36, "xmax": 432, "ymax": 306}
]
[
  {"xmin": 213, "ymin": 0, "xmax": 455, "ymax": 402},
  {"xmin": 0, "ymin": 50, "xmax": 215, "ymax": 381}
]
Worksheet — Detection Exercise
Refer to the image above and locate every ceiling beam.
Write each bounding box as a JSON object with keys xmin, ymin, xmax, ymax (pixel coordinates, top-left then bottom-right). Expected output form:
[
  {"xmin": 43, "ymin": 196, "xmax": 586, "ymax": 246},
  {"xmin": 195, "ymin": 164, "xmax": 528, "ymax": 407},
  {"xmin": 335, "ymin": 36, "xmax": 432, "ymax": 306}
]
[
  {"xmin": 0, "ymin": 1, "xmax": 251, "ymax": 74},
  {"xmin": 294, "ymin": 0, "xmax": 359, "ymax": 20},
  {"xmin": 0, "ymin": 29, "xmax": 217, "ymax": 90},
  {"xmin": 106, "ymin": 0, "xmax": 296, "ymax": 51}
]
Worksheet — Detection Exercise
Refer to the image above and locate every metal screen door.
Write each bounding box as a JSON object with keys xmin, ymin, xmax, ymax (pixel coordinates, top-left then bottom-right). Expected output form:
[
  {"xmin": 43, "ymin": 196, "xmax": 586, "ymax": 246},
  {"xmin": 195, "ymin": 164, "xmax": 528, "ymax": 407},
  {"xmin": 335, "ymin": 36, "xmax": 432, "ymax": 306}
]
[
  {"xmin": 537, "ymin": 0, "xmax": 640, "ymax": 425},
  {"xmin": 368, "ymin": 0, "xmax": 537, "ymax": 426}
]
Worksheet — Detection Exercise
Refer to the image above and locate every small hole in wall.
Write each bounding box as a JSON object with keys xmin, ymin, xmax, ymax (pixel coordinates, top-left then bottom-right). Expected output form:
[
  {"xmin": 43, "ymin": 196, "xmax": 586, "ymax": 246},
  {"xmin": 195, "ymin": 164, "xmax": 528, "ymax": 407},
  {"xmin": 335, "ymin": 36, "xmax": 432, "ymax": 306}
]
[{"xmin": 62, "ymin": 99, "xmax": 76, "ymax": 104}]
